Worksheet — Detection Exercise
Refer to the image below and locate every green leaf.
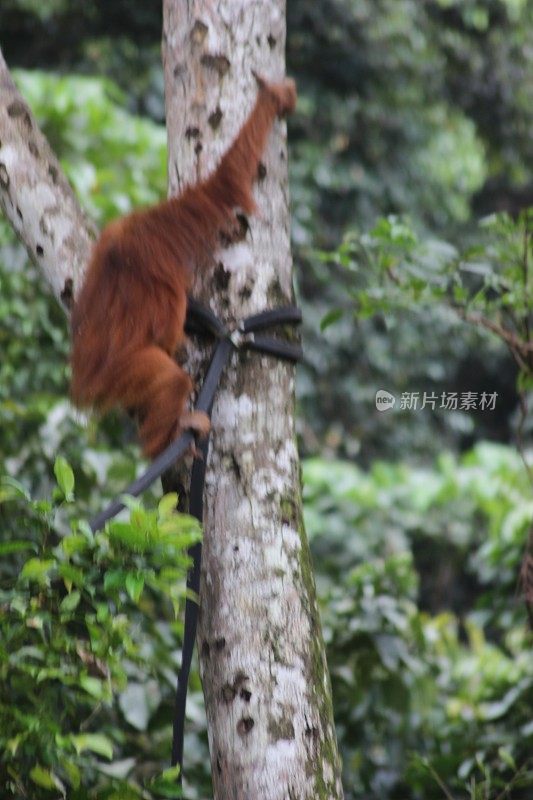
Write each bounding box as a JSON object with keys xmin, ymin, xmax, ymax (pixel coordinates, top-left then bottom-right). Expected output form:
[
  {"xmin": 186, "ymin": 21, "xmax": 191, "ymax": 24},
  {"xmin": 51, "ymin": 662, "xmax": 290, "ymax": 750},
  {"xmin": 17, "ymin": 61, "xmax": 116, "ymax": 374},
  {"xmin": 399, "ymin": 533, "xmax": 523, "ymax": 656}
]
[
  {"xmin": 80, "ymin": 675, "xmax": 108, "ymax": 700},
  {"xmin": 29, "ymin": 765, "xmax": 57, "ymax": 790},
  {"xmin": 0, "ymin": 540, "xmax": 36, "ymax": 556},
  {"xmin": 119, "ymin": 682, "xmax": 151, "ymax": 731},
  {"xmin": 62, "ymin": 533, "xmax": 89, "ymax": 556},
  {"xmin": 60, "ymin": 590, "xmax": 81, "ymax": 612},
  {"xmin": 54, "ymin": 456, "xmax": 75, "ymax": 500},
  {"xmin": 158, "ymin": 492, "xmax": 179, "ymax": 519},
  {"xmin": 104, "ymin": 569, "xmax": 127, "ymax": 593},
  {"xmin": 0, "ymin": 476, "xmax": 30, "ymax": 502},
  {"xmin": 320, "ymin": 308, "xmax": 344, "ymax": 331},
  {"xmin": 58, "ymin": 563, "xmax": 85, "ymax": 588},
  {"xmin": 62, "ymin": 760, "xmax": 81, "ymax": 790},
  {"xmin": 125, "ymin": 572, "xmax": 145, "ymax": 603},
  {"xmin": 109, "ymin": 521, "xmax": 151, "ymax": 552},
  {"xmin": 149, "ymin": 764, "xmax": 182, "ymax": 798},
  {"xmin": 71, "ymin": 733, "xmax": 114, "ymax": 760},
  {"xmin": 498, "ymin": 747, "xmax": 516, "ymax": 771},
  {"xmin": 20, "ymin": 558, "xmax": 55, "ymax": 584}
]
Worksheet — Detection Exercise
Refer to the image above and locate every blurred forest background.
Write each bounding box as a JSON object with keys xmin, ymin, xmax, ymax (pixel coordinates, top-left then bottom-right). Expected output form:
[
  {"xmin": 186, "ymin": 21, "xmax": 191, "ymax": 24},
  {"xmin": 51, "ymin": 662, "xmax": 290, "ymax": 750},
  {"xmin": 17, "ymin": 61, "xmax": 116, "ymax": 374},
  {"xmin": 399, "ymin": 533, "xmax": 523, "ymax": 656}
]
[{"xmin": 0, "ymin": 1, "xmax": 532, "ymax": 798}]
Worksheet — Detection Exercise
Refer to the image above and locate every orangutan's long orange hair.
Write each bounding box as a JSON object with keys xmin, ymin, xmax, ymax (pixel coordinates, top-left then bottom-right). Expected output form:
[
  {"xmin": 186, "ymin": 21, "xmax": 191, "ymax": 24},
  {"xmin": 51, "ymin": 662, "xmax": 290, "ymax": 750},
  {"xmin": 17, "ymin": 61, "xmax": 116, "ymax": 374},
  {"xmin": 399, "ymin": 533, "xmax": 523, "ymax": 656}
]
[{"xmin": 70, "ymin": 77, "xmax": 296, "ymax": 457}]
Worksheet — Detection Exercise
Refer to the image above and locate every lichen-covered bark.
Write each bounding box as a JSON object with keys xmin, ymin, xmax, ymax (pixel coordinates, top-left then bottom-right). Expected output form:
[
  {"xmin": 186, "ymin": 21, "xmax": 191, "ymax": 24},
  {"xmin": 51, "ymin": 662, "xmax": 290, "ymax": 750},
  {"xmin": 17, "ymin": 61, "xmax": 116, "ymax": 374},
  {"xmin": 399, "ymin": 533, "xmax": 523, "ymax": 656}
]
[
  {"xmin": 163, "ymin": 2, "xmax": 344, "ymax": 797},
  {"xmin": 0, "ymin": 48, "xmax": 95, "ymax": 308}
]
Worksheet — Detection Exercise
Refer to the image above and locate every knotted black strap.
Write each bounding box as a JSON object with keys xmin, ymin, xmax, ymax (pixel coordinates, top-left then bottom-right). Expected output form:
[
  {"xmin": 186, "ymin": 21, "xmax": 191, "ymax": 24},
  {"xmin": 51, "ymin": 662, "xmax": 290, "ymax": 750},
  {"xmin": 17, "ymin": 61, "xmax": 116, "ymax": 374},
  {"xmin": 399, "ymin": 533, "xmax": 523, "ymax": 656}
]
[
  {"xmin": 89, "ymin": 303, "xmax": 301, "ymax": 533},
  {"xmin": 88, "ymin": 299, "xmax": 302, "ymax": 783}
]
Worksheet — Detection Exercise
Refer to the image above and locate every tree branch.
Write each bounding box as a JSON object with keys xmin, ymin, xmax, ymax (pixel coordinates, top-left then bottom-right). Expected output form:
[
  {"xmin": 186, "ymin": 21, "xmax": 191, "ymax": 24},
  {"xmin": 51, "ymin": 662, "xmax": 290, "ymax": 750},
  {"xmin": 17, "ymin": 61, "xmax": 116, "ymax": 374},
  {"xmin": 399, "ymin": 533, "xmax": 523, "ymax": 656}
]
[
  {"xmin": 457, "ymin": 309, "xmax": 533, "ymax": 356},
  {"xmin": 0, "ymin": 47, "xmax": 96, "ymax": 308}
]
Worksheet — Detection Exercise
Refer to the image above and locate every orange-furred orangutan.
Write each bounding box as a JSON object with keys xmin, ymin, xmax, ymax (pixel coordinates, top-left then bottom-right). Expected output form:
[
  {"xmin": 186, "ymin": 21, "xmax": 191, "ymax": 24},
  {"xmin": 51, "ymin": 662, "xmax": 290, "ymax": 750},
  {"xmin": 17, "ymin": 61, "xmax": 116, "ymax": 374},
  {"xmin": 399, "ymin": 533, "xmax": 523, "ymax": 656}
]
[{"xmin": 70, "ymin": 76, "xmax": 296, "ymax": 458}]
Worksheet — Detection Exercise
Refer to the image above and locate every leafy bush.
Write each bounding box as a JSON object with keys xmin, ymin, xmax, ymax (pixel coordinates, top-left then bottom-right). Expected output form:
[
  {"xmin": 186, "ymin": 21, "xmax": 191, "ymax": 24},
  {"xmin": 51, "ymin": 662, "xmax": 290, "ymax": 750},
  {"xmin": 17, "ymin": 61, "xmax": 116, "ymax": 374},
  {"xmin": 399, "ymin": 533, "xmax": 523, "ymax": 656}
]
[
  {"xmin": 0, "ymin": 460, "xmax": 200, "ymax": 799},
  {"xmin": 322, "ymin": 553, "xmax": 533, "ymax": 799},
  {"xmin": 303, "ymin": 210, "xmax": 531, "ymax": 463},
  {"xmin": 305, "ymin": 445, "xmax": 533, "ymax": 799},
  {"xmin": 325, "ymin": 211, "xmax": 532, "ymax": 390}
]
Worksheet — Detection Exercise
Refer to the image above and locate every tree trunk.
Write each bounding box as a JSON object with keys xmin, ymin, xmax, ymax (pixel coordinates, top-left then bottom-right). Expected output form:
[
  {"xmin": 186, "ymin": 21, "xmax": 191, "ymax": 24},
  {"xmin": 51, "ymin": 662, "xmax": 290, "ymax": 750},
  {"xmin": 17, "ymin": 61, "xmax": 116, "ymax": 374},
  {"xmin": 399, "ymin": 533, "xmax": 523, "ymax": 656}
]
[
  {"xmin": 162, "ymin": 3, "xmax": 344, "ymax": 798},
  {"xmin": 0, "ymin": 48, "xmax": 96, "ymax": 307}
]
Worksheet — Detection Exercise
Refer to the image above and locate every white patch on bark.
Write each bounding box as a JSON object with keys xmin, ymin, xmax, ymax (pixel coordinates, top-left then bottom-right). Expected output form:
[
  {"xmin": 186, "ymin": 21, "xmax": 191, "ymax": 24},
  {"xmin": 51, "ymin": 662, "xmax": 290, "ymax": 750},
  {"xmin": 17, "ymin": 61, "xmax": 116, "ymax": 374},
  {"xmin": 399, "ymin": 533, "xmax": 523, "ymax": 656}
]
[
  {"xmin": 223, "ymin": 241, "xmax": 252, "ymax": 272},
  {"xmin": 214, "ymin": 391, "xmax": 254, "ymax": 427}
]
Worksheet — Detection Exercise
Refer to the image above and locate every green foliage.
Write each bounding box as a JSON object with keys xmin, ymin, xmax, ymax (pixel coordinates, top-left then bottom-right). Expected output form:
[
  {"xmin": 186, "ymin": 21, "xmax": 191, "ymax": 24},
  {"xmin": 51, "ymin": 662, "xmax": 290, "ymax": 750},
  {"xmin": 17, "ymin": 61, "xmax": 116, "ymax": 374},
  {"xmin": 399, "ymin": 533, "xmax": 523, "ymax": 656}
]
[
  {"xmin": 0, "ymin": 459, "xmax": 200, "ymax": 799},
  {"xmin": 288, "ymin": 0, "xmax": 532, "ymax": 243},
  {"xmin": 325, "ymin": 211, "xmax": 533, "ymax": 389},
  {"xmin": 305, "ymin": 442, "xmax": 531, "ymax": 610},
  {"xmin": 0, "ymin": 1, "xmax": 164, "ymax": 119},
  {"xmin": 303, "ymin": 210, "xmax": 531, "ymax": 464},
  {"xmin": 305, "ymin": 445, "xmax": 533, "ymax": 798},
  {"xmin": 13, "ymin": 70, "xmax": 167, "ymax": 223},
  {"xmin": 287, "ymin": 0, "xmax": 531, "ymax": 462}
]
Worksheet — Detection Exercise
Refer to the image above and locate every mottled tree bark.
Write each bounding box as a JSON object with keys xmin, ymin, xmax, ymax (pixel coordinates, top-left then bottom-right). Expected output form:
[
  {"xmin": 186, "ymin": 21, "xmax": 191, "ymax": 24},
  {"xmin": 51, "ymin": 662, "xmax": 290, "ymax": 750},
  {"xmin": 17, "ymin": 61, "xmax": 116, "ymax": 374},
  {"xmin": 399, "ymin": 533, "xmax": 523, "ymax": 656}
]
[
  {"xmin": 0, "ymin": 48, "xmax": 96, "ymax": 307},
  {"xmin": 163, "ymin": 2, "xmax": 344, "ymax": 798}
]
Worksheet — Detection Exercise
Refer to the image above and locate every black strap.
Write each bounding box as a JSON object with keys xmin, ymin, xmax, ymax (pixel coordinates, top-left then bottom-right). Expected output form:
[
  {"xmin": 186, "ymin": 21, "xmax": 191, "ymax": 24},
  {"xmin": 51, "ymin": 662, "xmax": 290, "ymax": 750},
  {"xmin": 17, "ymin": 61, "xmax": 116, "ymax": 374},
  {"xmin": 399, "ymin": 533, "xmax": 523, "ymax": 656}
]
[
  {"xmin": 240, "ymin": 305, "xmax": 302, "ymax": 332},
  {"xmin": 90, "ymin": 307, "xmax": 301, "ymax": 532},
  {"xmin": 171, "ymin": 434, "xmax": 209, "ymax": 770},
  {"xmin": 169, "ymin": 342, "xmax": 233, "ymax": 777},
  {"xmin": 89, "ymin": 337, "xmax": 233, "ymax": 533},
  {"xmin": 185, "ymin": 298, "xmax": 302, "ymax": 336},
  {"xmin": 88, "ymin": 299, "xmax": 302, "ymax": 785}
]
